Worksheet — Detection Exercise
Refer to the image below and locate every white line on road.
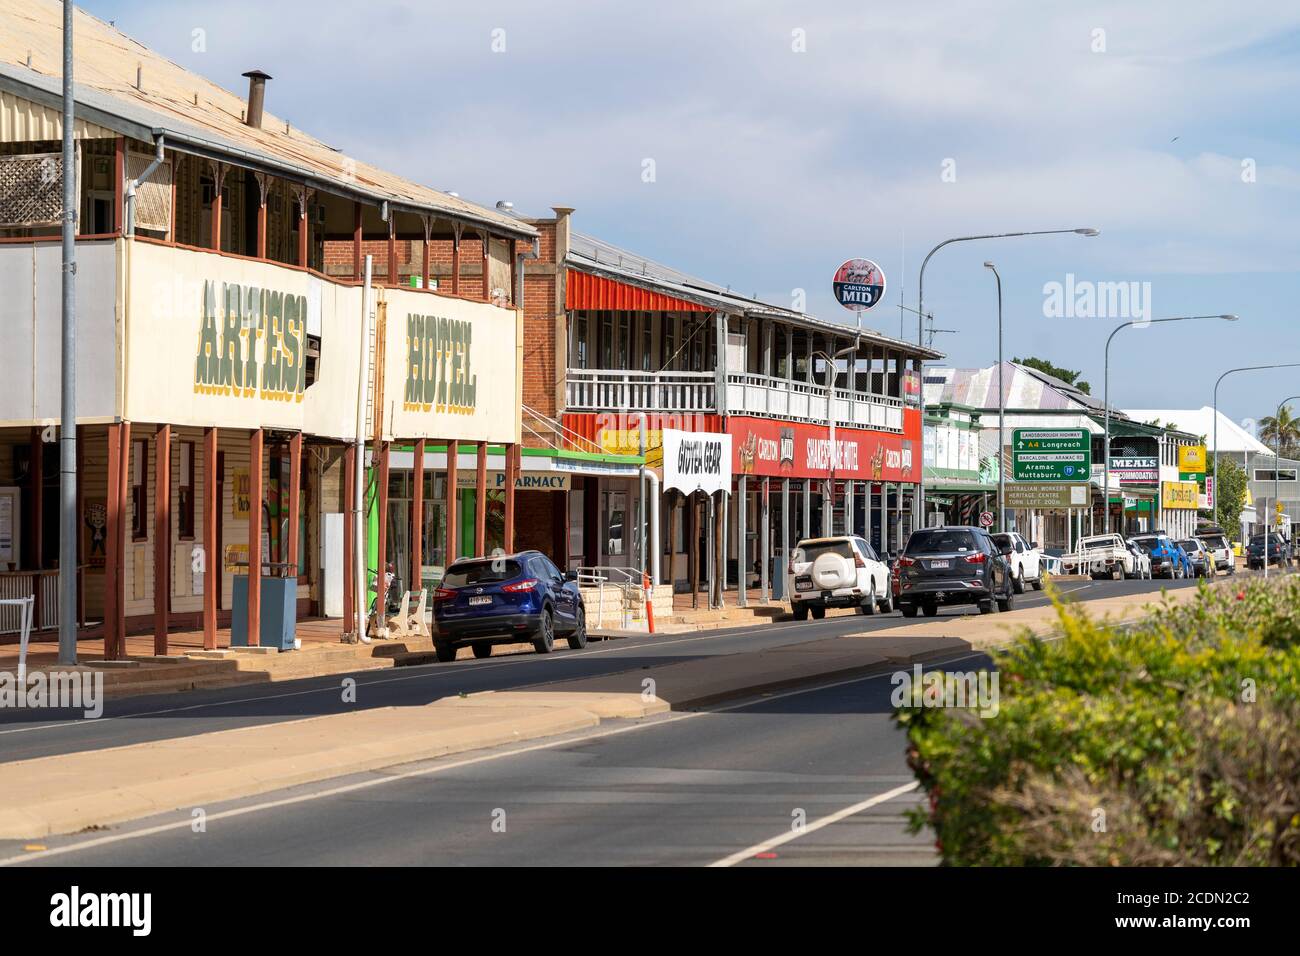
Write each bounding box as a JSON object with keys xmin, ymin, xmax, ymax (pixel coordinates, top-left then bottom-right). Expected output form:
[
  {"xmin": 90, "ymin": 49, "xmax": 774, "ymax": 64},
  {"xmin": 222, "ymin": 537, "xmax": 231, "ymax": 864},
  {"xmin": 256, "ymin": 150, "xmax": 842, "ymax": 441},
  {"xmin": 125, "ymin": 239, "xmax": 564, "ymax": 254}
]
[
  {"xmin": 0, "ymin": 651, "xmax": 990, "ymax": 866},
  {"xmin": 0, "ymin": 606, "xmax": 932, "ymax": 738},
  {"xmin": 706, "ymin": 781, "xmax": 922, "ymax": 868}
]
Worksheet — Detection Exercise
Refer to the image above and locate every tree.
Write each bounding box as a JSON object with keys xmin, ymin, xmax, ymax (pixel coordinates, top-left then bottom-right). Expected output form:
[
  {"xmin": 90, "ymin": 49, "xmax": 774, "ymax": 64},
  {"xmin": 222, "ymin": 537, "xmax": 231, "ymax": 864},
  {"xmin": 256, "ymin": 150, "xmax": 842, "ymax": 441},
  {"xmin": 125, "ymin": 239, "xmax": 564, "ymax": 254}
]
[
  {"xmin": 1012, "ymin": 356, "xmax": 1091, "ymax": 394},
  {"xmin": 1205, "ymin": 456, "xmax": 1247, "ymax": 536},
  {"xmin": 1259, "ymin": 403, "xmax": 1300, "ymax": 459}
]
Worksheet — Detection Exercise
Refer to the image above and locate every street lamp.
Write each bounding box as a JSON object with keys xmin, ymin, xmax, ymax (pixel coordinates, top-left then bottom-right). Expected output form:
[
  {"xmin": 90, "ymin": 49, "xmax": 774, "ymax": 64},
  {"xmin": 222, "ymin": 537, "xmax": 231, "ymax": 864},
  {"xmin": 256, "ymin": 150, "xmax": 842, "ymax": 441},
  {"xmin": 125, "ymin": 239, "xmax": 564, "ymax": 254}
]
[
  {"xmin": 814, "ymin": 338, "xmax": 861, "ymax": 536},
  {"xmin": 1102, "ymin": 315, "xmax": 1238, "ymax": 534},
  {"xmin": 983, "ymin": 262, "xmax": 1007, "ymax": 533},
  {"xmin": 915, "ymin": 227, "xmax": 1098, "ymax": 532},
  {"xmin": 1212, "ymin": 363, "xmax": 1300, "ymax": 530},
  {"xmin": 1266, "ymin": 394, "xmax": 1300, "ymax": 580}
]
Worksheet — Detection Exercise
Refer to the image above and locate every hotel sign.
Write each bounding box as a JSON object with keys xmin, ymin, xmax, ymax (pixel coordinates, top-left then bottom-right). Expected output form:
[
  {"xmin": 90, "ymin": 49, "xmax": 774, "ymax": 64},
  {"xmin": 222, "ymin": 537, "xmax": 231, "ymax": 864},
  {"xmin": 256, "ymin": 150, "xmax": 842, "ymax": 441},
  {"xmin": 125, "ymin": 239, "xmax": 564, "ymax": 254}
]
[{"xmin": 404, "ymin": 312, "xmax": 478, "ymax": 415}]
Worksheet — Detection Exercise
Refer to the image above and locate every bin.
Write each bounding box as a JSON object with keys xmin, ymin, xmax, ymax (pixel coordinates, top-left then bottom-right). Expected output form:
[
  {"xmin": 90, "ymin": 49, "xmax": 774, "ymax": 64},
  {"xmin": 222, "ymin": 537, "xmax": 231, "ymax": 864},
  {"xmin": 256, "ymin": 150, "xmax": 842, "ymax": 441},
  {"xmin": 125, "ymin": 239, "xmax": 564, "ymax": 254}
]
[
  {"xmin": 230, "ymin": 563, "xmax": 298, "ymax": 650},
  {"xmin": 772, "ymin": 550, "xmax": 786, "ymax": 601}
]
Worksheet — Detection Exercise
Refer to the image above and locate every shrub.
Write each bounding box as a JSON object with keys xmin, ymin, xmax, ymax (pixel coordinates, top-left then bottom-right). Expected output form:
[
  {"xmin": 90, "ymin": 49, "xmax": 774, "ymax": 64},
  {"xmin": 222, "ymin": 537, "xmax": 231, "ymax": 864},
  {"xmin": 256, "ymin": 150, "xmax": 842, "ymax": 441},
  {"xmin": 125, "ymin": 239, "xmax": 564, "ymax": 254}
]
[{"xmin": 895, "ymin": 576, "xmax": 1300, "ymax": 865}]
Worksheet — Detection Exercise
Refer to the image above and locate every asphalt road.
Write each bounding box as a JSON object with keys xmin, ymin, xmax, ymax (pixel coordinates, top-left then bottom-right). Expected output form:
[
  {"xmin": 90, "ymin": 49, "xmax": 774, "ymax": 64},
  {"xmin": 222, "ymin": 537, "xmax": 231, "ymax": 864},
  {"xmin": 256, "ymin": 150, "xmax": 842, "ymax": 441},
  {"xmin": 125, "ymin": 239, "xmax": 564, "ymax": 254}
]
[
  {"xmin": 3, "ymin": 655, "xmax": 1000, "ymax": 866},
  {"xmin": 0, "ymin": 576, "xmax": 1195, "ymax": 764}
]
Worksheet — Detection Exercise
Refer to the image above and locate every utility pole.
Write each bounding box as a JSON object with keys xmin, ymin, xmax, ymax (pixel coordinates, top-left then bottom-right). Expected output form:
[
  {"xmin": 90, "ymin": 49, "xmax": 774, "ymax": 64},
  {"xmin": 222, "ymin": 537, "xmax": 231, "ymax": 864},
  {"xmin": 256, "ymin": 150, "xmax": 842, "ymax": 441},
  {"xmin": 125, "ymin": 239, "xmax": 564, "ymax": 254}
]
[{"xmin": 58, "ymin": 0, "xmax": 78, "ymax": 665}]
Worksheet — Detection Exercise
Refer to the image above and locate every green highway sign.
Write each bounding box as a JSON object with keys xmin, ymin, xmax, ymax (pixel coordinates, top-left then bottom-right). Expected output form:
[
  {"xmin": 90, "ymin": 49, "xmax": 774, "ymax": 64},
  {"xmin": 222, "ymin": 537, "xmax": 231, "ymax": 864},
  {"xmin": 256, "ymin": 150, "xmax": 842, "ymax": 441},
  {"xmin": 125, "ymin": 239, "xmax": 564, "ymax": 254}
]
[{"xmin": 1011, "ymin": 428, "xmax": 1092, "ymax": 481}]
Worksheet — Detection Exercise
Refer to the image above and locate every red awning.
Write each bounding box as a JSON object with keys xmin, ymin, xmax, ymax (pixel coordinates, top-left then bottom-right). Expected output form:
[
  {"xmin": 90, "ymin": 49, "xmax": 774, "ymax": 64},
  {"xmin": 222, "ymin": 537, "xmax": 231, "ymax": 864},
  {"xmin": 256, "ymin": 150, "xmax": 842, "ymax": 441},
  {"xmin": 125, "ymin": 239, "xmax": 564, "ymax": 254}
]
[{"xmin": 565, "ymin": 269, "xmax": 709, "ymax": 312}]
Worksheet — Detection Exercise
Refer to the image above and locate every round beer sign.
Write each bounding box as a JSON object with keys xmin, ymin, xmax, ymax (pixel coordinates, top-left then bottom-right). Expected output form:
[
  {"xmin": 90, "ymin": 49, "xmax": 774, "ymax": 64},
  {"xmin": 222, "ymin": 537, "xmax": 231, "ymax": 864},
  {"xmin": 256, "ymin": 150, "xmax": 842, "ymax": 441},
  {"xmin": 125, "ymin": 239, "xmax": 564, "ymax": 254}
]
[{"xmin": 832, "ymin": 258, "xmax": 886, "ymax": 313}]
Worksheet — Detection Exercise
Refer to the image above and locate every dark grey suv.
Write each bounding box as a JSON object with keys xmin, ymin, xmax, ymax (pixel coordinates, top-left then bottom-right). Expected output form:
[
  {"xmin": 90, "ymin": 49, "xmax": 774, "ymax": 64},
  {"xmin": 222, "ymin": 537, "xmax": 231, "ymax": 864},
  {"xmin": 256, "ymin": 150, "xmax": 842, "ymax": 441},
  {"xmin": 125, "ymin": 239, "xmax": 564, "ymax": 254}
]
[{"xmin": 895, "ymin": 526, "xmax": 1014, "ymax": 618}]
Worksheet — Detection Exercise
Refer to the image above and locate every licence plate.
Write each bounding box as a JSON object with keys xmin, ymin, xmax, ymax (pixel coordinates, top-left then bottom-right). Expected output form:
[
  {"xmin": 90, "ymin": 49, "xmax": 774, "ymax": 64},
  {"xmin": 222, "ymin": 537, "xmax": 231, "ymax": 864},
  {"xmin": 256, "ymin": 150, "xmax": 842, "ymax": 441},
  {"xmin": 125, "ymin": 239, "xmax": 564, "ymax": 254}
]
[
  {"xmin": 795, "ymin": 580, "xmax": 812, "ymax": 591},
  {"xmin": 468, "ymin": 596, "xmax": 492, "ymax": 606},
  {"xmin": 929, "ymin": 559, "xmax": 950, "ymax": 569}
]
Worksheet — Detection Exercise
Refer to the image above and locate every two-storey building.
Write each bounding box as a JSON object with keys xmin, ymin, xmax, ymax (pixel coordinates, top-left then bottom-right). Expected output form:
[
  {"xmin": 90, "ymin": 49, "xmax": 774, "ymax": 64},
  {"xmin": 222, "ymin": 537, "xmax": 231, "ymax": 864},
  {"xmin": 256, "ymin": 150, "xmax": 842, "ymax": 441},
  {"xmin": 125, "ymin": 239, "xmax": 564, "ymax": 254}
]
[
  {"xmin": 515, "ymin": 211, "xmax": 939, "ymax": 604},
  {"xmin": 0, "ymin": 1, "xmax": 534, "ymax": 656}
]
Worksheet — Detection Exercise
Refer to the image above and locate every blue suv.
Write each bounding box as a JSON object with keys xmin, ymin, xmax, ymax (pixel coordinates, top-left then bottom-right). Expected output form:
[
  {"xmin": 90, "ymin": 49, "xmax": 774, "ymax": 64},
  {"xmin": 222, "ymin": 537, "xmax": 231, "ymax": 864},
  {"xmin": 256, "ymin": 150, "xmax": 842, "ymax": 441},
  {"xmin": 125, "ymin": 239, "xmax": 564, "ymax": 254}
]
[
  {"xmin": 1130, "ymin": 533, "xmax": 1192, "ymax": 579},
  {"xmin": 432, "ymin": 551, "xmax": 586, "ymax": 662}
]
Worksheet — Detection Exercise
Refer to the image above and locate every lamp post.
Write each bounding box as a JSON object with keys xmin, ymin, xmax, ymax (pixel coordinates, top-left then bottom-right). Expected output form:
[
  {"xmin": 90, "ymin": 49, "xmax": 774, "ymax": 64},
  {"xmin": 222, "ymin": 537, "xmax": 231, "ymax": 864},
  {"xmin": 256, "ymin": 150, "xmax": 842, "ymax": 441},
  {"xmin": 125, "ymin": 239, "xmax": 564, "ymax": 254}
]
[
  {"xmin": 982, "ymin": 262, "xmax": 1007, "ymax": 532},
  {"xmin": 1212, "ymin": 364, "xmax": 1300, "ymax": 531},
  {"xmin": 1267, "ymin": 395, "xmax": 1300, "ymax": 580},
  {"xmin": 915, "ymin": 227, "xmax": 1098, "ymax": 534},
  {"xmin": 1102, "ymin": 315, "xmax": 1238, "ymax": 534},
  {"xmin": 814, "ymin": 338, "xmax": 861, "ymax": 536}
]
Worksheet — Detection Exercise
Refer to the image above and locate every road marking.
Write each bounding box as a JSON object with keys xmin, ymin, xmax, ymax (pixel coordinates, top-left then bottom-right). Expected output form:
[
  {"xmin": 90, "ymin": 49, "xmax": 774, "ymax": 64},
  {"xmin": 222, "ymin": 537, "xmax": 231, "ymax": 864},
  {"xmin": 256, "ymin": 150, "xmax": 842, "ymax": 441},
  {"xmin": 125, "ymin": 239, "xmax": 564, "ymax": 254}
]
[
  {"xmin": 706, "ymin": 780, "xmax": 922, "ymax": 868},
  {"xmin": 0, "ymin": 650, "xmax": 990, "ymax": 866},
  {"xmin": 0, "ymin": 579, "xmax": 1095, "ymax": 740},
  {"xmin": 0, "ymin": 611, "xmax": 893, "ymax": 738}
]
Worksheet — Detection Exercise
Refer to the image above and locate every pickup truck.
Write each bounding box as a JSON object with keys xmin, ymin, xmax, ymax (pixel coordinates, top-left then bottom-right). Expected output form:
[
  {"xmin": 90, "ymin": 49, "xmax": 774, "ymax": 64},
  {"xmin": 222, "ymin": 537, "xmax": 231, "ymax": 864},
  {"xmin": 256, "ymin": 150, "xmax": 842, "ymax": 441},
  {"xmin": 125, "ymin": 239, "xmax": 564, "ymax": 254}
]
[{"xmin": 1060, "ymin": 533, "xmax": 1138, "ymax": 580}]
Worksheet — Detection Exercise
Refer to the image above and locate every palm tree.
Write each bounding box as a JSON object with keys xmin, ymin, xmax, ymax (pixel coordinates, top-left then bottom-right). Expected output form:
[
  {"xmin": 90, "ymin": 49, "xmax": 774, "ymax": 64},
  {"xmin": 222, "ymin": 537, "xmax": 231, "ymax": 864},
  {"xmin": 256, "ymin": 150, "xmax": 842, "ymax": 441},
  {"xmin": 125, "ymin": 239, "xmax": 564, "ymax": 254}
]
[{"xmin": 1260, "ymin": 403, "xmax": 1300, "ymax": 458}]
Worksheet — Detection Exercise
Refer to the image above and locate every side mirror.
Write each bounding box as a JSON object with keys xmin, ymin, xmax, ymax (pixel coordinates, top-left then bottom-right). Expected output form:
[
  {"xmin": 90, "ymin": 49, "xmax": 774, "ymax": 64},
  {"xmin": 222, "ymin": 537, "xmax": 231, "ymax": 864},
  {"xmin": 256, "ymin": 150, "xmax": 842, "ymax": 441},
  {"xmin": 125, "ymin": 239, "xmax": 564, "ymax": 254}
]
[
  {"xmin": 999, "ymin": 545, "xmax": 1013, "ymax": 556},
  {"xmin": 1030, "ymin": 542, "xmax": 1039, "ymax": 550},
  {"xmin": 564, "ymin": 569, "xmax": 579, "ymax": 582}
]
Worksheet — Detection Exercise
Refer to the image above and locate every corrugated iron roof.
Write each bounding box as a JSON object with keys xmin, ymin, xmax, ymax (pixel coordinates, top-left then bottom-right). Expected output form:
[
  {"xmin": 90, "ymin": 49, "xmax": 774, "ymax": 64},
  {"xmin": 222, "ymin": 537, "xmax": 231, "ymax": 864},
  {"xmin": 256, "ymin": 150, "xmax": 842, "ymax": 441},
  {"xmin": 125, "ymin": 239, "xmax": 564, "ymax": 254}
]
[
  {"xmin": 0, "ymin": 0, "xmax": 535, "ymax": 239},
  {"xmin": 567, "ymin": 231, "xmax": 944, "ymax": 360}
]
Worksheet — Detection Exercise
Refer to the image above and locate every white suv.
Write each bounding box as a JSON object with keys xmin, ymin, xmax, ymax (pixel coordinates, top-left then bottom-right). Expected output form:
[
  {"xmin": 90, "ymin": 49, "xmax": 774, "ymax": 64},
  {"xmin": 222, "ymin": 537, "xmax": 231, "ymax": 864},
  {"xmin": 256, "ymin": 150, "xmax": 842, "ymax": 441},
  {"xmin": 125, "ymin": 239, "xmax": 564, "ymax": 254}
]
[
  {"xmin": 990, "ymin": 531, "xmax": 1042, "ymax": 593},
  {"xmin": 787, "ymin": 536, "xmax": 893, "ymax": 620}
]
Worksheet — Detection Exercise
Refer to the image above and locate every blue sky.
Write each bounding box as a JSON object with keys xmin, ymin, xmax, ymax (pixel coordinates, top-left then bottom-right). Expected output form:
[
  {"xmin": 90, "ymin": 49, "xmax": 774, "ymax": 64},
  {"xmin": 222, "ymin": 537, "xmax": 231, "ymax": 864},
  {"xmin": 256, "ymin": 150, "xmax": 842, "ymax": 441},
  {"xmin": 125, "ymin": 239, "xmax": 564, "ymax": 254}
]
[{"xmin": 82, "ymin": 0, "xmax": 1300, "ymax": 425}]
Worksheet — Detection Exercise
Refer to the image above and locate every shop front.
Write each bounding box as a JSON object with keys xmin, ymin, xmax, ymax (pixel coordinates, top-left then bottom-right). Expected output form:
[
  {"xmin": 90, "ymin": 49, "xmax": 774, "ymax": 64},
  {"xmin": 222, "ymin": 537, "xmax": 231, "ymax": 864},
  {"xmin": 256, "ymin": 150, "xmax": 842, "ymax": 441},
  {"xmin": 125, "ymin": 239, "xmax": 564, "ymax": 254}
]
[{"xmin": 727, "ymin": 415, "xmax": 920, "ymax": 597}]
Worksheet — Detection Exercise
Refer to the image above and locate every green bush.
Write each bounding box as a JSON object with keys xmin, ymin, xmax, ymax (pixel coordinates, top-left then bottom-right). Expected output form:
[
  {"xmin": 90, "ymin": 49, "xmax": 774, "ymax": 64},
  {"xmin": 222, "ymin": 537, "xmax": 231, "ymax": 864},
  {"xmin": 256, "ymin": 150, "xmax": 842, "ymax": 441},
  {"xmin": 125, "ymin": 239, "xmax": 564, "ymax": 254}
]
[{"xmin": 895, "ymin": 576, "xmax": 1300, "ymax": 865}]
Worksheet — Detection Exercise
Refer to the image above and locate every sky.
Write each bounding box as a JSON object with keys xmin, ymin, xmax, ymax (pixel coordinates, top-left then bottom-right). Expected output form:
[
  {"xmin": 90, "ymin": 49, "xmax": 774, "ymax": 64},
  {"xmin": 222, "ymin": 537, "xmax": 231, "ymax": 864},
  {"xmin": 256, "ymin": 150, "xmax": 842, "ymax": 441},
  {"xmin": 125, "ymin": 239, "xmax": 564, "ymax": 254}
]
[{"xmin": 81, "ymin": 0, "xmax": 1300, "ymax": 426}]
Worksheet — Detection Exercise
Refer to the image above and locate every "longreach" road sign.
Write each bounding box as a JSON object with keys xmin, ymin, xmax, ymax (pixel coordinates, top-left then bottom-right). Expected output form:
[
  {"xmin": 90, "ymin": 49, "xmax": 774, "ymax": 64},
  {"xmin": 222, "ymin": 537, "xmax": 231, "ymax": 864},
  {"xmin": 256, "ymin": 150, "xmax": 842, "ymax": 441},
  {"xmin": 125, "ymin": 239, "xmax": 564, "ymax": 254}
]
[{"xmin": 1011, "ymin": 428, "xmax": 1092, "ymax": 481}]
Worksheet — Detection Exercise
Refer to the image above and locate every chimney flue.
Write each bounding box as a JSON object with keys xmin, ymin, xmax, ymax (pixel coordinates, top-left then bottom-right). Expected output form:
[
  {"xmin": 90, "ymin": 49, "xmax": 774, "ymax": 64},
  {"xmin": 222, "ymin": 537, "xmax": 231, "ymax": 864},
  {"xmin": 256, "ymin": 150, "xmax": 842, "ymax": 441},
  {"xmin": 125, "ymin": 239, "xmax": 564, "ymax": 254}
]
[{"xmin": 242, "ymin": 70, "xmax": 272, "ymax": 128}]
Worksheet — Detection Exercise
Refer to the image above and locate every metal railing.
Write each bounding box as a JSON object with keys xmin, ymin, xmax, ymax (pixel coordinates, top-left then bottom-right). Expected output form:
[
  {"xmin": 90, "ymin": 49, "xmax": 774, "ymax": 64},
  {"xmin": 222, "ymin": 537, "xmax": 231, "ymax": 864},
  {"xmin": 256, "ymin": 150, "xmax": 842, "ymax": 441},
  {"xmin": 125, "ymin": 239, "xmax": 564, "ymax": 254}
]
[
  {"xmin": 724, "ymin": 372, "xmax": 905, "ymax": 431},
  {"xmin": 565, "ymin": 369, "xmax": 717, "ymax": 412},
  {"xmin": 576, "ymin": 565, "xmax": 649, "ymax": 630}
]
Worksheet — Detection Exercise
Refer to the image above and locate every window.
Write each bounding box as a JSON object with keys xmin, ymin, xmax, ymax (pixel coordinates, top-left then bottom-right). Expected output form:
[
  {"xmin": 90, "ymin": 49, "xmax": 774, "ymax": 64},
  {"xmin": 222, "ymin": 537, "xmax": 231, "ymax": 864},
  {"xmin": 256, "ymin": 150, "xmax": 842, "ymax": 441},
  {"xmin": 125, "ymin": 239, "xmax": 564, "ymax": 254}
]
[
  {"xmin": 178, "ymin": 441, "xmax": 196, "ymax": 540},
  {"xmin": 131, "ymin": 440, "xmax": 148, "ymax": 541},
  {"xmin": 641, "ymin": 317, "xmax": 653, "ymax": 372},
  {"xmin": 661, "ymin": 314, "xmax": 676, "ymax": 371},
  {"xmin": 1254, "ymin": 468, "xmax": 1298, "ymax": 482}
]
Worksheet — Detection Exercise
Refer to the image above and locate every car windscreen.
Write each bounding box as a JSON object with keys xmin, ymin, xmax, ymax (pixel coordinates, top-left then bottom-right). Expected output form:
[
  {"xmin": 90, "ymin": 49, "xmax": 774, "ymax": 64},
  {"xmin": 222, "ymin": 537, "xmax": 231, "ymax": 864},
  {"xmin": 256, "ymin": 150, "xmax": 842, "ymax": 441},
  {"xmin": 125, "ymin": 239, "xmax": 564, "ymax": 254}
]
[
  {"xmin": 1176, "ymin": 540, "xmax": 1199, "ymax": 552},
  {"xmin": 442, "ymin": 560, "xmax": 522, "ymax": 587},
  {"xmin": 905, "ymin": 529, "xmax": 979, "ymax": 554},
  {"xmin": 1200, "ymin": 534, "xmax": 1228, "ymax": 549},
  {"xmin": 1130, "ymin": 537, "xmax": 1156, "ymax": 552},
  {"xmin": 794, "ymin": 541, "xmax": 854, "ymax": 563},
  {"xmin": 1078, "ymin": 536, "xmax": 1117, "ymax": 549}
]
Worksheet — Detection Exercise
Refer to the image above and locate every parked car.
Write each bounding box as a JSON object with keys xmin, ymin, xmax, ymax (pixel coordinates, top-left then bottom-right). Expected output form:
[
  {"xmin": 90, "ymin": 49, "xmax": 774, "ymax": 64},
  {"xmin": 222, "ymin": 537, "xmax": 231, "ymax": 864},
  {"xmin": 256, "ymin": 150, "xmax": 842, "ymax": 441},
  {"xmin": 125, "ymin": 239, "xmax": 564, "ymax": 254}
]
[
  {"xmin": 1177, "ymin": 537, "xmax": 1214, "ymax": 578},
  {"xmin": 990, "ymin": 531, "xmax": 1043, "ymax": 593},
  {"xmin": 894, "ymin": 526, "xmax": 1014, "ymax": 618},
  {"xmin": 1062, "ymin": 533, "xmax": 1140, "ymax": 580},
  {"xmin": 1195, "ymin": 525, "xmax": 1235, "ymax": 574},
  {"xmin": 431, "ymin": 551, "xmax": 586, "ymax": 661},
  {"xmin": 788, "ymin": 536, "xmax": 893, "ymax": 620},
  {"xmin": 1129, "ymin": 533, "xmax": 1192, "ymax": 579},
  {"xmin": 1125, "ymin": 539, "xmax": 1152, "ymax": 580},
  {"xmin": 1246, "ymin": 533, "xmax": 1293, "ymax": 570}
]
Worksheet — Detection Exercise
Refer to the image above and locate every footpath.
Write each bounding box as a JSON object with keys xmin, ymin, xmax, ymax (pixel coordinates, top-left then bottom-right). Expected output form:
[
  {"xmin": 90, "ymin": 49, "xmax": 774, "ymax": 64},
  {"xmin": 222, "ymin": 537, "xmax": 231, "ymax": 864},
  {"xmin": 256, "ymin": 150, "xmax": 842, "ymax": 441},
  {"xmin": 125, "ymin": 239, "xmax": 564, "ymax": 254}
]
[{"xmin": 0, "ymin": 581, "xmax": 1205, "ymax": 841}]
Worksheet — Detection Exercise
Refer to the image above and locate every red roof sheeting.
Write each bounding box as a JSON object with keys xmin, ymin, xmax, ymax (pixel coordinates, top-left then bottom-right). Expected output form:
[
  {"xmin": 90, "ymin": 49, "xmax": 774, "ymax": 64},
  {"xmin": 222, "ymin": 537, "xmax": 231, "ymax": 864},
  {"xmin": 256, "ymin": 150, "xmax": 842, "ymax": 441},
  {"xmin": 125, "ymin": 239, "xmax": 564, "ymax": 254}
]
[{"xmin": 566, "ymin": 269, "xmax": 709, "ymax": 312}]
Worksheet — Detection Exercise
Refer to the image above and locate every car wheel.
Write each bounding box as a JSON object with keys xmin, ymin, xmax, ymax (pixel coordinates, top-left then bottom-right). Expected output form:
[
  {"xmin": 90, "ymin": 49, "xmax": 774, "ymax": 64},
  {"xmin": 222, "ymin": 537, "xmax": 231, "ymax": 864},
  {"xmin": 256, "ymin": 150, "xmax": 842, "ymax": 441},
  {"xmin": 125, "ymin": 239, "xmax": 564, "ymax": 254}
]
[
  {"xmin": 900, "ymin": 603, "xmax": 919, "ymax": 618},
  {"xmin": 810, "ymin": 605, "xmax": 826, "ymax": 620},
  {"xmin": 1112, "ymin": 565, "xmax": 1123, "ymax": 581},
  {"xmin": 977, "ymin": 599, "xmax": 994, "ymax": 614},
  {"xmin": 998, "ymin": 591, "xmax": 1014, "ymax": 613},
  {"xmin": 792, "ymin": 603, "xmax": 809, "ymax": 622},
  {"xmin": 471, "ymin": 641, "xmax": 492, "ymax": 659},
  {"xmin": 1013, "ymin": 568, "xmax": 1025, "ymax": 594},
  {"xmin": 532, "ymin": 610, "xmax": 555, "ymax": 654},
  {"xmin": 922, "ymin": 602, "xmax": 939, "ymax": 617},
  {"xmin": 860, "ymin": 580, "xmax": 877, "ymax": 615},
  {"xmin": 878, "ymin": 590, "xmax": 895, "ymax": 614},
  {"xmin": 434, "ymin": 643, "xmax": 457, "ymax": 663},
  {"xmin": 566, "ymin": 607, "xmax": 588, "ymax": 650}
]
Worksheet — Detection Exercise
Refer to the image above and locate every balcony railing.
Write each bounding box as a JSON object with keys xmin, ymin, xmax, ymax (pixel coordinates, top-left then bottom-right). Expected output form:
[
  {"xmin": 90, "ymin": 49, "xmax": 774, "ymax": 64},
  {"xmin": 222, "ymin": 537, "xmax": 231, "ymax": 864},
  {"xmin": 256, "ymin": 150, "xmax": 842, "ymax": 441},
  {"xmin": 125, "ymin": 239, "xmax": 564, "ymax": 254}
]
[
  {"xmin": 565, "ymin": 369, "xmax": 717, "ymax": 413},
  {"xmin": 564, "ymin": 367, "xmax": 906, "ymax": 432},
  {"xmin": 725, "ymin": 372, "xmax": 903, "ymax": 431}
]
